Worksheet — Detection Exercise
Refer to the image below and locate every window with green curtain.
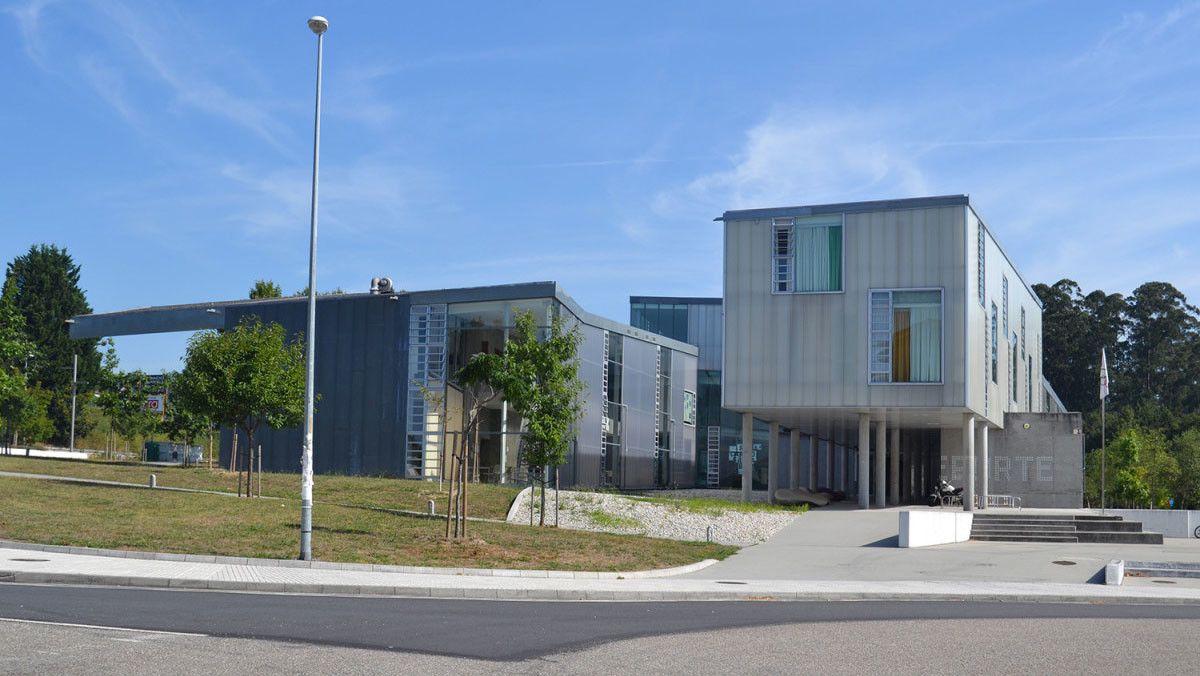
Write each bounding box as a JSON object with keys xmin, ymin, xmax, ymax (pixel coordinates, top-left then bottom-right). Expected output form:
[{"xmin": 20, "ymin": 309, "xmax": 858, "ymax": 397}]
[{"xmin": 793, "ymin": 217, "xmax": 842, "ymax": 292}]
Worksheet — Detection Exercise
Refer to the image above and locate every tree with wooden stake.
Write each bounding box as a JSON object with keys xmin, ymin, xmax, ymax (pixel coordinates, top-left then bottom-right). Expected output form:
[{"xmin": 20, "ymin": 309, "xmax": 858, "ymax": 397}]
[
  {"xmin": 502, "ymin": 310, "xmax": 583, "ymax": 526},
  {"xmin": 173, "ymin": 317, "xmax": 305, "ymax": 497},
  {"xmin": 449, "ymin": 352, "xmax": 507, "ymax": 538}
]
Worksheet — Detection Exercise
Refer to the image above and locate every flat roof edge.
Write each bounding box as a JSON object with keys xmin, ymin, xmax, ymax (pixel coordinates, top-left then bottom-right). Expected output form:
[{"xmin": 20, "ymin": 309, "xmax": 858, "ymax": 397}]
[{"xmin": 719, "ymin": 194, "xmax": 969, "ymax": 221}]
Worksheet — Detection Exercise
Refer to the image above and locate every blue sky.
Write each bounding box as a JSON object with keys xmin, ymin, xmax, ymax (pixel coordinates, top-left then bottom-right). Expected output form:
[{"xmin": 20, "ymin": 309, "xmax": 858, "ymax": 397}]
[{"xmin": 3, "ymin": 1, "xmax": 1199, "ymax": 372}]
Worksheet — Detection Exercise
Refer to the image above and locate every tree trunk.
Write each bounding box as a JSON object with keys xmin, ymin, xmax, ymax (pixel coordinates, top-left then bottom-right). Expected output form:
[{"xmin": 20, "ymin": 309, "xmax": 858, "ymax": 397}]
[
  {"xmin": 539, "ymin": 468, "xmax": 547, "ymax": 527},
  {"xmin": 444, "ymin": 442, "xmax": 457, "ymax": 539}
]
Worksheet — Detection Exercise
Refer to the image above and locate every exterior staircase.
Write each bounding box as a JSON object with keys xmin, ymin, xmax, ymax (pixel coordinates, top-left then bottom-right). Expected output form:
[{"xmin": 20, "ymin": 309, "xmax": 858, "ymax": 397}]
[{"xmin": 970, "ymin": 513, "xmax": 1163, "ymax": 544}]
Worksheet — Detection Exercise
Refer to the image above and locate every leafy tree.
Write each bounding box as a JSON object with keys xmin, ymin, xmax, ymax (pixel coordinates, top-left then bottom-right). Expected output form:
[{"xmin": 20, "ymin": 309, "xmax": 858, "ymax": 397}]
[
  {"xmin": 161, "ymin": 372, "xmax": 212, "ymax": 448},
  {"xmin": 0, "ymin": 277, "xmax": 35, "ymax": 370},
  {"xmin": 173, "ymin": 317, "xmax": 305, "ymax": 492},
  {"xmin": 1086, "ymin": 429, "xmax": 1150, "ymax": 508},
  {"xmin": 0, "ymin": 277, "xmax": 38, "ymax": 448},
  {"xmin": 249, "ymin": 280, "xmax": 283, "ymax": 300},
  {"xmin": 1140, "ymin": 429, "xmax": 1179, "ymax": 509},
  {"xmin": 1173, "ymin": 430, "xmax": 1200, "ymax": 509},
  {"xmin": 502, "ymin": 310, "xmax": 584, "ymax": 526},
  {"xmin": 292, "ymin": 286, "xmax": 345, "ymax": 297},
  {"xmin": 1123, "ymin": 282, "xmax": 1200, "ymax": 413},
  {"xmin": 5, "ymin": 245, "xmax": 101, "ymax": 443}
]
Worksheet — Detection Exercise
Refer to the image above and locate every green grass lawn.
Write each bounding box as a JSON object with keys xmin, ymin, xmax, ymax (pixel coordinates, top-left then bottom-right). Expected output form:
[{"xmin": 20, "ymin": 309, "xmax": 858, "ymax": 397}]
[
  {"xmin": 0, "ymin": 474, "xmax": 735, "ymax": 571},
  {"xmin": 0, "ymin": 455, "xmax": 519, "ymax": 520}
]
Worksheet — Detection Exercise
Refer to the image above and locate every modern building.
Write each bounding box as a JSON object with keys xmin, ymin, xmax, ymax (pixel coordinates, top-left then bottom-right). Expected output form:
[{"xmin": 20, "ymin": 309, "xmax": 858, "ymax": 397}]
[
  {"xmin": 629, "ymin": 296, "xmax": 773, "ymax": 489},
  {"xmin": 719, "ymin": 195, "xmax": 1081, "ymax": 509},
  {"xmin": 69, "ymin": 281, "xmax": 699, "ymax": 490}
]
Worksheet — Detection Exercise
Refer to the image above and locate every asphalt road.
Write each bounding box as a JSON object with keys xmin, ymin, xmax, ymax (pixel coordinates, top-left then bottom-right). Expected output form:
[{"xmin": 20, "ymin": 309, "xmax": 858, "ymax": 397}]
[{"xmin": 4, "ymin": 583, "xmax": 1200, "ymax": 663}]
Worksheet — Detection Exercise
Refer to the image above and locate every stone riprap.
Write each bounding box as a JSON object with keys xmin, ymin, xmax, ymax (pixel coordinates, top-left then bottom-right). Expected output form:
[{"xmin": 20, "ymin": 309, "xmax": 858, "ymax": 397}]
[{"xmin": 507, "ymin": 488, "xmax": 797, "ymax": 546}]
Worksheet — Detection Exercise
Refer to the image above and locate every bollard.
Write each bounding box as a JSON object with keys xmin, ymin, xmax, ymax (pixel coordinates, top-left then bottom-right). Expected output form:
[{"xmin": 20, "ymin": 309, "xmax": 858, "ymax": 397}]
[
  {"xmin": 148, "ymin": 474, "xmax": 157, "ymax": 489},
  {"xmin": 706, "ymin": 525, "xmax": 714, "ymax": 543},
  {"xmin": 427, "ymin": 499, "xmax": 436, "ymax": 516}
]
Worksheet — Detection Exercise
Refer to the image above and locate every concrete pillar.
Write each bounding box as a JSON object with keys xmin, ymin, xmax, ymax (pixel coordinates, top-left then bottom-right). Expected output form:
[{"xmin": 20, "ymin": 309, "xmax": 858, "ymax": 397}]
[
  {"xmin": 889, "ymin": 427, "xmax": 900, "ymax": 505},
  {"xmin": 874, "ymin": 417, "xmax": 887, "ymax": 508},
  {"xmin": 811, "ymin": 437, "xmax": 820, "ymax": 489},
  {"xmin": 741, "ymin": 412, "xmax": 753, "ymax": 502},
  {"xmin": 789, "ymin": 429, "xmax": 801, "ymax": 489},
  {"xmin": 976, "ymin": 422, "xmax": 989, "ymax": 510},
  {"xmin": 857, "ymin": 413, "xmax": 870, "ymax": 508},
  {"xmin": 824, "ymin": 439, "xmax": 833, "ymax": 488},
  {"xmin": 963, "ymin": 414, "xmax": 976, "ymax": 512},
  {"xmin": 767, "ymin": 422, "xmax": 780, "ymax": 504}
]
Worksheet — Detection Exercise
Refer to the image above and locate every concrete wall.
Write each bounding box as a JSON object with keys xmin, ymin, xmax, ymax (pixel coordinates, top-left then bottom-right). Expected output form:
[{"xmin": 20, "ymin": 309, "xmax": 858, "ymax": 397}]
[
  {"xmin": 899, "ymin": 510, "xmax": 973, "ymax": 547},
  {"xmin": 938, "ymin": 412, "xmax": 1083, "ymax": 508},
  {"xmin": 1109, "ymin": 509, "xmax": 1200, "ymax": 539}
]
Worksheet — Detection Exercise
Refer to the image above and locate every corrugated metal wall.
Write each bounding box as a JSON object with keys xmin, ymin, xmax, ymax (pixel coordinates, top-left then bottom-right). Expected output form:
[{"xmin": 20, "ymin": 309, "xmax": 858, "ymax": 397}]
[{"xmin": 218, "ymin": 294, "xmax": 410, "ymax": 477}]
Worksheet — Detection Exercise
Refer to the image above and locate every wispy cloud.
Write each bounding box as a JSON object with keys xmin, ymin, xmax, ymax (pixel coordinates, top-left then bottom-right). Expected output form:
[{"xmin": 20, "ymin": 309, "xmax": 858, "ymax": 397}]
[
  {"xmin": 654, "ymin": 109, "xmax": 929, "ymax": 217},
  {"xmin": 10, "ymin": 0, "xmax": 294, "ymax": 151}
]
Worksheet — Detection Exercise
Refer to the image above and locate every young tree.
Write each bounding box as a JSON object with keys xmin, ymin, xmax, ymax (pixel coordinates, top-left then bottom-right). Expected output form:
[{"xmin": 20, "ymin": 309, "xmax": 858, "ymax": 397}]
[
  {"xmin": 5, "ymin": 245, "xmax": 102, "ymax": 444},
  {"xmin": 503, "ymin": 310, "xmax": 583, "ymax": 526},
  {"xmin": 173, "ymin": 317, "xmax": 305, "ymax": 494},
  {"xmin": 0, "ymin": 277, "xmax": 37, "ymax": 449},
  {"xmin": 249, "ymin": 280, "xmax": 283, "ymax": 300},
  {"xmin": 443, "ymin": 352, "xmax": 507, "ymax": 539},
  {"xmin": 1140, "ymin": 429, "xmax": 1179, "ymax": 509}
]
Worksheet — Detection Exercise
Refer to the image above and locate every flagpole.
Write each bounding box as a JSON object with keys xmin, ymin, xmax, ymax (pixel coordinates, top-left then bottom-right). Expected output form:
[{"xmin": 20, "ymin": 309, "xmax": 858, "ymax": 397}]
[{"xmin": 1100, "ymin": 348, "xmax": 1107, "ymax": 515}]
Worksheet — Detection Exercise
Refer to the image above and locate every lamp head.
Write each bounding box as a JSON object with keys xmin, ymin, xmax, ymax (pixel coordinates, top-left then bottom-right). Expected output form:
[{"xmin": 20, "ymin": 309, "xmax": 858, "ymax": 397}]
[{"xmin": 308, "ymin": 16, "xmax": 329, "ymax": 35}]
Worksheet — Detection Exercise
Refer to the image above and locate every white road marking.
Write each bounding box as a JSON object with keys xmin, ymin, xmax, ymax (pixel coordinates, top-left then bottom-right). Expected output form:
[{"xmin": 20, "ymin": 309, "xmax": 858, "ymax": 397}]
[{"xmin": 0, "ymin": 617, "xmax": 207, "ymax": 637}]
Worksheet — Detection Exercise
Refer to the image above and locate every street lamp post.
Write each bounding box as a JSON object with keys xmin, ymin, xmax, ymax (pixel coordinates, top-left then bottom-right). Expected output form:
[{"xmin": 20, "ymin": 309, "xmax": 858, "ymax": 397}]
[
  {"xmin": 299, "ymin": 14, "xmax": 328, "ymax": 562},
  {"xmin": 69, "ymin": 353, "xmax": 78, "ymax": 453}
]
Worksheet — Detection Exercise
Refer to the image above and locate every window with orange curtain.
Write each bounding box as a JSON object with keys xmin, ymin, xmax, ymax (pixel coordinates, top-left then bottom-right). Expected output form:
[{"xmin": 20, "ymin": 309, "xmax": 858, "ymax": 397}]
[{"xmin": 870, "ymin": 289, "xmax": 942, "ymax": 383}]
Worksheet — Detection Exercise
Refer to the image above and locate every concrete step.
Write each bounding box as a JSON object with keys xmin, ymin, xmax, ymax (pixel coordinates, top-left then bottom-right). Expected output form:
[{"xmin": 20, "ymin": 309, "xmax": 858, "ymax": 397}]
[
  {"xmin": 973, "ymin": 513, "xmax": 1124, "ymax": 522},
  {"xmin": 1074, "ymin": 531, "xmax": 1163, "ymax": 545},
  {"xmin": 977, "ymin": 519, "xmax": 1145, "ymax": 532},
  {"xmin": 971, "ymin": 534, "xmax": 1079, "ymax": 543},
  {"xmin": 971, "ymin": 524, "xmax": 1078, "ymax": 532}
]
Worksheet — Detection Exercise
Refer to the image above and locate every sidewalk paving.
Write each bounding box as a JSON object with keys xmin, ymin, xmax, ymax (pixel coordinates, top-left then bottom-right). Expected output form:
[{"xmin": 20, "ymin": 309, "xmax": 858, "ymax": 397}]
[{"xmin": 4, "ymin": 545, "xmax": 1200, "ymax": 604}]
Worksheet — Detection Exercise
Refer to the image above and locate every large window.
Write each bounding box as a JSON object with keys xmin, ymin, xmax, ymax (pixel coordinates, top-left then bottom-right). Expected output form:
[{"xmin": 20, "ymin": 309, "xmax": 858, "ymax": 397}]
[
  {"xmin": 630, "ymin": 302, "xmax": 688, "ymax": 342},
  {"xmin": 1002, "ymin": 276, "xmax": 1009, "ymax": 336},
  {"xmin": 991, "ymin": 303, "xmax": 999, "ymax": 384},
  {"xmin": 773, "ymin": 215, "xmax": 843, "ymax": 293},
  {"xmin": 1012, "ymin": 333, "xmax": 1019, "ymax": 402},
  {"xmin": 977, "ymin": 223, "xmax": 986, "ymax": 306},
  {"xmin": 870, "ymin": 289, "xmax": 943, "ymax": 383}
]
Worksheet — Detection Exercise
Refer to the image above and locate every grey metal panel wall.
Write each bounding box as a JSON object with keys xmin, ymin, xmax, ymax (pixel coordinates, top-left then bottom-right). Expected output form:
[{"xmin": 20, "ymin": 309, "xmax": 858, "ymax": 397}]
[
  {"xmin": 687, "ymin": 302, "xmax": 724, "ymax": 371},
  {"xmin": 620, "ymin": 338, "xmax": 658, "ymax": 489},
  {"xmin": 572, "ymin": 322, "xmax": 606, "ymax": 488},
  {"xmin": 217, "ymin": 294, "xmax": 410, "ymax": 477},
  {"xmin": 671, "ymin": 349, "xmax": 698, "ymax": 487},
  {"xmin": 723, "ymin": 205, "xmax": 967, "ymax": 411}
]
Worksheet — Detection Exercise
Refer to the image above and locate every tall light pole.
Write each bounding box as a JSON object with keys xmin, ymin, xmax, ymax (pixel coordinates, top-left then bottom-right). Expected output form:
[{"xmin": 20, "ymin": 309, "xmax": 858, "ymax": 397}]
[
  {"xmin": 69, "ymin": 353, "xmax": 78, "ymax": 453},
  {"xmin": 299, "ymin": 15, "xmax": 328, "ymax": 562}
]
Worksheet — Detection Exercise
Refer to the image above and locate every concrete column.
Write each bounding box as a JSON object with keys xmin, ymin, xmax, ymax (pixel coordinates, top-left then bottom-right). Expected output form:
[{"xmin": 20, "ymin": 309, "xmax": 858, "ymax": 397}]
[
  {"xmin": 741, "ymin": 412, "xmax": 753, "ymax": 502},
  {"xmin": 767, "ymin": 422, "xmax": 780, "ymax": 504},
  {"xmin": 963, "ymin": 414, "xmax": 976, "ymax": 512},
  {"xmin": 874, "ymin": 417, "xmax": 887, "ymax": 508},
  {"xmin": 807, "ymin": 434, "xmax": 817, "ymax": 488},
  {"xmin": 889, "ymin": 427, "xmax": 900, "ymax": 505},
  {"xmin": 976, "ymin": 422, "xmax": 989, "ymax": 510},
  {"xmin": 824, "ymin": 439, "xmax": 833, "ymax": 488},
  {"xmin": 857, "ymin": 413, "xmax": 870, "ymax": 508},
  {"xmin": 789, "ymin": 429, "xmax": 801, "ymax": 489}
]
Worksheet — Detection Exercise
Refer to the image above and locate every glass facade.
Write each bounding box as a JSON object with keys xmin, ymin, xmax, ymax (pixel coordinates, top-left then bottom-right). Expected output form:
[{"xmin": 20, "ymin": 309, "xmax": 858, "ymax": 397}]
[{"xmin": 629, "ymin": 302, "xmax": 689, "ymax": 342}]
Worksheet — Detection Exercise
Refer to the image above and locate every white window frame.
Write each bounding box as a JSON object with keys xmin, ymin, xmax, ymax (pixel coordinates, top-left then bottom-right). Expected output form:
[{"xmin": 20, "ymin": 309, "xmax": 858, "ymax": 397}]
[
  {"xmin": 1002, "ymin": 275, "xmax": 1009, "ymax": 339},
  {"xmin": 770, "ymin": 214, "xmax": 846, "ymax": 295},
  {"xmin": 866, "ymin": 287, "xmax": 945, "ymax": 386}
]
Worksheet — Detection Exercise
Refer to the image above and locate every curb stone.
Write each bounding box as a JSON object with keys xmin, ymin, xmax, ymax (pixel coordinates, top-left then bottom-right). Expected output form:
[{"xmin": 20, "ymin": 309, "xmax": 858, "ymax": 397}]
[
  {"xmin": 5, "ymin": 569, "xmax": 1200, "ymax": 604},
  {"xmin": 0, "ymin": 539, "xmax": 717, "ymax": 579}
]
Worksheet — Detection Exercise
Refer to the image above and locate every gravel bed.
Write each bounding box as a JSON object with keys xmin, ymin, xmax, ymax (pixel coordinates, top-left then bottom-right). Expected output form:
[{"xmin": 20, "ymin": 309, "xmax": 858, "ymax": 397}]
[{"xmin": 507, "ymin": 488, "xmax": 799, "ymax": 547}]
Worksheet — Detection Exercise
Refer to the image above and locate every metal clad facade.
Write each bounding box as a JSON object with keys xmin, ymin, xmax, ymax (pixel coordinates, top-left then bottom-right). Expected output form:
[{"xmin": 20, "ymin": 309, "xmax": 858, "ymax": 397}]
[
  {"xmin": 218, "ymin": 294, "xmax": 411, "ymax": 477},
  {"xmin": 671, "ymin": 348, "xmax": 698, "ymax": 486},
  {"xmin": 572, "ymin": 321, "xmax": 607, "ymax": 487},
  {"xmin": 723, "ymin": 204, "xmax": 968, "ymax": 411},
  {"xmin": 686, "ymin": 302, "xmax": 723, "ymax": 371}
]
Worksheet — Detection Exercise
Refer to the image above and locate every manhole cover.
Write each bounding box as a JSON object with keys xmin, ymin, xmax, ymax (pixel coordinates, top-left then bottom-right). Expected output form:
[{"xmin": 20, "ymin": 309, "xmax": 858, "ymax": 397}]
[
  {"xmin": 1152, "ymin": 579, "xmax": 1177, "ymax": 585},
  {"xmin": 1051, "ymin": 560, "xmax": 1077, "ymax": 566},
  {"xmin": 9, "ymin": 558, "xmax": 49, "ymax": 562},
  {"xmin": 715, "ymin": 581, "xmax": 747, "ymax": 585}
]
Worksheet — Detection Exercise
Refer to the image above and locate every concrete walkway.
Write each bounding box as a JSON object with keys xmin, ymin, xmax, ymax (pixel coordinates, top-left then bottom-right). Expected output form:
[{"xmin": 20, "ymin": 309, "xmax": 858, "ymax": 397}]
[
  {"xmin": 3, "ymin": 545, "xmax": 1200, "ymax": 604},
  {"xmin": 686, "ymin": 505, "xmax": 1200, "ymax": 584}
]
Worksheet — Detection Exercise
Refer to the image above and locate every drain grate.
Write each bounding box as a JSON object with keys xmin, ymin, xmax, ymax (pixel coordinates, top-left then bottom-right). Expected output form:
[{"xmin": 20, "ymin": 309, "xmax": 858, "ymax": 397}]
[
  {"xmin": 1051, "ymin": 560, "xmax": 1077, "ymax": 566},
  {"xmin": 9, "ymin": 558, "xmax": 49, "ymax": 562},
  {"xmin": 715, "ymin": 581, "xmax": 747, "ymax": 585}
]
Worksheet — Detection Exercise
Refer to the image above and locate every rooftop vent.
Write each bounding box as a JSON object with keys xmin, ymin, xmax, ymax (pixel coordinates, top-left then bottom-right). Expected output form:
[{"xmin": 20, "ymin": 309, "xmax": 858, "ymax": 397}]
[{"xmin": 370, "ymin": 277, "xmax": 395, "ymax": 295}]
